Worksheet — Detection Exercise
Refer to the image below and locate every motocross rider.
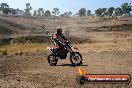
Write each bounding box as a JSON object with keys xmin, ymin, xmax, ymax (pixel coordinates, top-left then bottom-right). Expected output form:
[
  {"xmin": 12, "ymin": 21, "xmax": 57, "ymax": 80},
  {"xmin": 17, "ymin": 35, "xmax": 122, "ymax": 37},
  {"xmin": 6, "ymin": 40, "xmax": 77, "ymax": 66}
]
[{"xmin": 51, "ymin": 27, "xmax": 68, "ymax": 59}]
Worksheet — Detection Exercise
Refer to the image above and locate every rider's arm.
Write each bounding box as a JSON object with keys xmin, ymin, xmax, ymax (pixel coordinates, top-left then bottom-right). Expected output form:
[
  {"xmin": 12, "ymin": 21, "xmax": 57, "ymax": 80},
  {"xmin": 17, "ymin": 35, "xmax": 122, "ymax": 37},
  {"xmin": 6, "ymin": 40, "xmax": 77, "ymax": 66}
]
[
  {"xmin": 62, "ymin": 35, "xmax": 67, "ymax": 40},
  {"xmin": 52, "ymin": 34, "xmax": 62, "ymax": 45}
]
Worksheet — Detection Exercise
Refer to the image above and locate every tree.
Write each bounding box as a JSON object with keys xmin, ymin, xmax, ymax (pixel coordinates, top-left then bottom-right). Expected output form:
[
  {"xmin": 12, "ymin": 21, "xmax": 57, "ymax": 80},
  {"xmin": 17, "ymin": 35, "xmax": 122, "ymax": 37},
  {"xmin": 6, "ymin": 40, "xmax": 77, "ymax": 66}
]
[
  {"xmin": 73, "ymin": 13, "xmax": 79, "ymax": 16},
  {"xmin": 87, "ymin": 10, "xmax": 91, "ymax": 16},
  {"xmin": 64, "ymin": 12, "xmax": 67, "ymax": 16},
  {"xmin": 33, "ymin": 10, "xmax": 37, "ymax": 16},
  {"xmin": 15, "ymin": 9, "xmax": 24, "ymax": 16},
  {"xmin": 108, "ymin": 7, "xmax": 115, "ymax": 16},
  {"xmin": 60, "ymin": 14, "xmax": 64, "ymax": 17},
  {"xmin": 52, "ymin": 8, "xmax": 60, "ymax": 19},
  {"xmin": 0, "ymin": 3, "xmax": 10, "ymax": 14},
  {"xmin": 121, "ymin": 3, "xmax": 132, "ymax": 16},
  {"xmin": 37, "ymin": 8, "xmax": 44, "ymax": 16},
  {"xmin": 45, "ymin": 10, "xmax": 51, "ymax": 16},
  {"xmin": 101, "ymin": 8, "xmax": 107, "ymax": 16},
  {"xmin": 104, "ymin": 10, "xmax": 108, "ymax": 16},
  {"xmin": 78, "ymin": 8, "xmax": 86, "ymax": 17},
  {"xmin": 67, "ymin": 11, "xmax": 72, "ymax": 16},
  {"xmin": 24, "ymin": 3, "xmax": 32, "ymax": 17},
  {"xmin": 63, "ymin": 11, "xmax": 72, "ymax": 17},
  {"xmin": 9, "ymin": 8, "xmax": 17, "ymax": 15},
  {"xmin": 115, "ymin": 7, "xmax": 123, "ymax": 16},
  {"xmin": 95, "ymin": 8, "xmax": 102, "ymax": 16},
  {"xmin": 95, "ymin": 8, "xmax": 108, "ymax": 17}
]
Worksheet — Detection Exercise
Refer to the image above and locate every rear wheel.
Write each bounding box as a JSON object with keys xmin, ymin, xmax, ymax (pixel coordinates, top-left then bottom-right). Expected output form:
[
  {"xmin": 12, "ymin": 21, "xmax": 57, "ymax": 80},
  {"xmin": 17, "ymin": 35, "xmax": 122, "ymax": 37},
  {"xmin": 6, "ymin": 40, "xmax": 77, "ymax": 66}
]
[
  {"xmin": 70, "ymin": 52, "xmax": 82, "ymax": 66},
  {"xmin": 47, "ymin": 54, "xmax": 58, "ymax": 66}
]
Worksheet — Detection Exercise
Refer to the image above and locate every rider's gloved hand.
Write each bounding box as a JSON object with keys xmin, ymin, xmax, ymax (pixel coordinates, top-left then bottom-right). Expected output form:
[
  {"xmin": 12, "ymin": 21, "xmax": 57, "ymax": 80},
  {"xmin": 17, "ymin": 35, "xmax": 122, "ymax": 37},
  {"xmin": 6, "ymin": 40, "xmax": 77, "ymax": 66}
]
[{"xmin": 67, "ymin": 40, "xmax": 70, "ymax": 43}]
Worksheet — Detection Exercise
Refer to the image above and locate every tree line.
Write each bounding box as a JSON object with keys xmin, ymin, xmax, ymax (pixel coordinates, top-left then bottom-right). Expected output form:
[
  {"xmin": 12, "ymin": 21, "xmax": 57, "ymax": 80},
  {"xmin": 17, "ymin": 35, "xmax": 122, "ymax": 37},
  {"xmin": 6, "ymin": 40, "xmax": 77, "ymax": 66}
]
[
  {"xmin": 95, "ymin": 3, "xmax": 132, "ymax": 17},
  {"xmin": 0, "ymin": 2, "xmax": 131, "ymax": 17}
]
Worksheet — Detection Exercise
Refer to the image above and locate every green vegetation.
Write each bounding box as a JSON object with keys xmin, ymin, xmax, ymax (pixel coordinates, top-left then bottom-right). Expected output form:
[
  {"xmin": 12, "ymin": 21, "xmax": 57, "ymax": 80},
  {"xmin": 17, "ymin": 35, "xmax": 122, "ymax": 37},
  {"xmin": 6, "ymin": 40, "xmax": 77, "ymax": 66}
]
[
  {"xmin": 121, "ymin": 3, "xmax": 132, "ymax": 16},
  {"xmin": 52, "ymin": 8, "xmax": 60, "ymax": 19},
  {"xmin": 78, "ymin": 8, "xmax": 86, "ymax": 17},
  {"xmin": 14, "ymin": 51, "xmax": 23, "ymax": 56},
  {"xmin": 37, "ymin": 8, "xmax": 44, "ymax": 16},
  {"xmin": 23, "ymin": 3, "xmax": 32, "ymax": 17},
  {"xmin": 0, "ymin": 37, "xmax": 89, "ymax": 56},
  {"xmin": 87, "ymin": 10, "xmax": 91, "ymax": 16},
  {"xmin": 45, "ymin": 10, "xmax": 51, "ymax": 16},
  {"xmin": 108, "ymin": 7, "xmax": 115, "ymax": 16},
  {"xmin": 0, "ymin": 3, "xmax": 10, "ymax": 14},
  {"xmin": 0, "ymin": 2, "xmax": 131, "ymax": 17},
  {"xmin": 15, "ymin": 52, "xmax": 19, "ymax": 55},
  {"xmin": 33, "ymin": 10, "xmax": 37, "ymax": 16},
  {"xmin": 0, "ymin": 35, "xmax": 89, "ymax": 46},
  {"xmin": 62, "ymin": 11, "xmax": 72, "ymax": 17},
  {"xmin": 0, "ymin": 43, "xmax": 48, "ymax": 56},
  {"xmin": 95, "ymin": 3, "xmax": 132, "ymax": 17}
]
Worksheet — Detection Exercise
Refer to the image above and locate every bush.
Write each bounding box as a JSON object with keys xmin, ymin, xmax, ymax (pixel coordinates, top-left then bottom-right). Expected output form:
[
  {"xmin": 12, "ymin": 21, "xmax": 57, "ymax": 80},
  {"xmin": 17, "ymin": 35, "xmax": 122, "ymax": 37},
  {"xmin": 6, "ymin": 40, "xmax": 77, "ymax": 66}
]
[
  {"xmin": 2, "ymin": 50, "xmax": 7, "ymax": 55},
  {"xmin": 37, "ymin": 49, "xmax": 39, "ymax": 52},
  {"xmin": 25, "ymin": 52, "xmax": 30, "ymax": 55},
  {"xmin": 15, "ymin": 52, "xmax": 19, "ymax": 55},
  {"xmin": 19, "ymin": 51, "xmax": 23, "ymax": 56},
  {"xmin": 11, "ymin": 37, "xmax": 27, "ymax": 44}
]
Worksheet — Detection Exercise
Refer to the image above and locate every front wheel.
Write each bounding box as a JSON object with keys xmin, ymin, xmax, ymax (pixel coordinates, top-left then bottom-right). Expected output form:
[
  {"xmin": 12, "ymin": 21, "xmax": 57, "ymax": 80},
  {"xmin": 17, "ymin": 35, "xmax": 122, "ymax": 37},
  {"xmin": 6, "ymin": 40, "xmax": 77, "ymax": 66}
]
[
  {"xmin": 70, "ymin": 52, "xmax": 82, "ymax": 66},
  {"xmin": 47, "ymin": 54, "xmax": 58, "ymax": 66}
]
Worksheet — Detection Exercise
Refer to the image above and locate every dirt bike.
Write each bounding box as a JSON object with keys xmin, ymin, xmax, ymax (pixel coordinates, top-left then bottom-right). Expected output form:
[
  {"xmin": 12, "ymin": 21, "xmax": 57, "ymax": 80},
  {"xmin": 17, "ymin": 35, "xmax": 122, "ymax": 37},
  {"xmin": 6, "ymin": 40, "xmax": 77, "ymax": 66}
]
[{"xmin": 47, "ymin": 41, "xmax": 82, "ymax": 66}]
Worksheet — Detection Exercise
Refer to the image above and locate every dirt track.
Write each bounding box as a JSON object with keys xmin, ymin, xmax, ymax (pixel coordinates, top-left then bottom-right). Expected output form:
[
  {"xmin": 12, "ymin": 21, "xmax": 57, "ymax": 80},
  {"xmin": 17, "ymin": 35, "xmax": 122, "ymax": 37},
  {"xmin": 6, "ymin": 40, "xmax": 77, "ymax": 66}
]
[
  {"xmin": 0, "ymin": 15, "xmax": 132, "ymax": 88},
  {"xmin": 0, "ymin": 42, "xmax": 132, "ymax": 88}
]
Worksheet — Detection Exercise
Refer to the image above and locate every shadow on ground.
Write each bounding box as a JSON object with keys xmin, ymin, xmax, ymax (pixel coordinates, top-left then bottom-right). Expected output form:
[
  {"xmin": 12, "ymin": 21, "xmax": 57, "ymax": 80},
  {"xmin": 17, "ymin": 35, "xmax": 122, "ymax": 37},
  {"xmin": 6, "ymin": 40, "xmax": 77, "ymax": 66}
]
[{"xmin": 55, "ymin": 64, "xmax": 88, "ymax": 67}]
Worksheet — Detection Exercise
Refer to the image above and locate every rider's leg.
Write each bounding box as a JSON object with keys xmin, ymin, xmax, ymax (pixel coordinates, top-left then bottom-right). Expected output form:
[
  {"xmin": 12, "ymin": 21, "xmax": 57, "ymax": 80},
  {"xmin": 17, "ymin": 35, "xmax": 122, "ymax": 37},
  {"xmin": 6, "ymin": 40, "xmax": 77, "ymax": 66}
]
[{"xmin": 52, "ymin": 39, "xmax": 67, "ymax": 59}]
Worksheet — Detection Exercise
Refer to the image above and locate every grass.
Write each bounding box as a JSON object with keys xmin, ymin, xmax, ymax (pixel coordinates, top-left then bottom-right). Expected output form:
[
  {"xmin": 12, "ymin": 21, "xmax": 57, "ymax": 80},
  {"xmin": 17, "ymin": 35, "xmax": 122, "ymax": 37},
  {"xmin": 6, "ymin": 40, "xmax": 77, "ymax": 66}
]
[
  {"xmin": 0, "ymin": 41, "xmax": 132, "ymax": 56},
  {"xmin": 0, "ymin": 43, "xmax": 48, "ymax": 56}
]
